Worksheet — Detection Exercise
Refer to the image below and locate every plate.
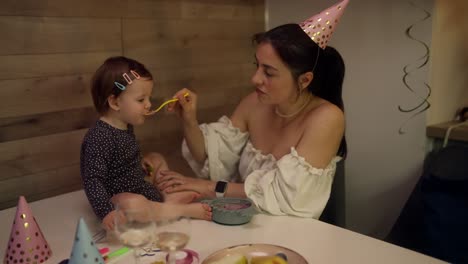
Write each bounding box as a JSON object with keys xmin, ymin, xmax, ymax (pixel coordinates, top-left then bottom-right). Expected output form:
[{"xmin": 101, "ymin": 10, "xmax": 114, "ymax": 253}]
[{"xmin": 202, "ymin": 244, "xmax": 308, "ymax": 263}]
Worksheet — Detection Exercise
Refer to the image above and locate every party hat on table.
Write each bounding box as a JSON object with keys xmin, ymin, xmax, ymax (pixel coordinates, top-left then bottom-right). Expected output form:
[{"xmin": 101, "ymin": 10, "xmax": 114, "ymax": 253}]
[
  {"xmin": 68, "ymin": 218, "xmax": 105, "ymax": 264},
  {"xmin": 3, "ymin": 196, "xmax": 52, "ymax": 264},
  {"xmin": 299, "ymin": 0, "xmax": 350, "ymax": 49}
]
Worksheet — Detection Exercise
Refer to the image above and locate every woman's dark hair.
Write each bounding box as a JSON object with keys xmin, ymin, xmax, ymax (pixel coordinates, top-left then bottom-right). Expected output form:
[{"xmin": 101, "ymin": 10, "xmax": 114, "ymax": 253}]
[
  {"xmin": 253, "ymin": 23, "xmax": 347, "ymax": 157},
  {"xmin": 91, "ymin": 56, "xmax": 153, "ymax": 114}
]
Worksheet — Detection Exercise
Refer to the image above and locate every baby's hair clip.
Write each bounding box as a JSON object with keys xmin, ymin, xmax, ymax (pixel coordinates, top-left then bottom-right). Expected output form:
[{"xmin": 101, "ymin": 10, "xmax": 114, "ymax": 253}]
[
  {"xmin": 114, "ymin": 81, "xmax": 126, "ymax": 91},
  {"xmin": 122, "ymin": 73, "xmax": 133, "ymax": 84},
  {"xmin": 130, "ymin": 70, "xmax": 140, "ymax": 79}
]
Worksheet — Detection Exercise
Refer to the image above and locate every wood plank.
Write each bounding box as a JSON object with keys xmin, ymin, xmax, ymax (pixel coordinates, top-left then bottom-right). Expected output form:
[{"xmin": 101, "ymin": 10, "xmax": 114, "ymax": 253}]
[
  {"xmin": 128, "ymin": 48, "xmax": 253, "ymax": 70},
  {"xmin": 124, "ymin": 38, "xmax": 253, "ymax": 58},
  {"xmin": 0, "ymin": 164, "xmax": 82, "ymax": 210},
  {"xmin": 0, "ymin": 0, "xmax": 262, "ymax": 20},
  {"xmin": 0, "ymin": 129, "xmax": 86, "ymax": 182},
  {"xmin": 253, "ymin": 0, "xmax": 266, "ymax": 23},
  {"xmin": 0, "ymin": 17, "xmax": 121, "ymax": 55},
  {"xmin": 149, "ymin": 63, "xmax": 255, "ymax": 96},
  {"xmin": 0, "ymin": 51, "xmax": 121, "ymax": 80},
  {"xmin": 0, "ymin": 0, "xmax": 182, "ymax": 19},
  {"xmin": 181, "ymin": 1, "xmax": 258, "ymax": 20},
  {"xmin": 0, "ymin": 75, "xmax": 93, "ymax": 119},
  {"xmin": 0, "ymin": 184, "xmax": 82, "ymax": 210},
  {"xmin": 123, "ymin": 19, "xmax": 264, "ymax": 44},
  {"xmin": 0, "ymin": 107, "xmax": 97, "ymax": 143}
]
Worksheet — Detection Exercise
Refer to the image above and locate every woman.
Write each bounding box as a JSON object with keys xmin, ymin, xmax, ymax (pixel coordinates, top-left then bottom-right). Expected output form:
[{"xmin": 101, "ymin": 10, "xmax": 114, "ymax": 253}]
[{"xmin": 157, "ymin": 21, "xmax": 347, "ymax": 218}]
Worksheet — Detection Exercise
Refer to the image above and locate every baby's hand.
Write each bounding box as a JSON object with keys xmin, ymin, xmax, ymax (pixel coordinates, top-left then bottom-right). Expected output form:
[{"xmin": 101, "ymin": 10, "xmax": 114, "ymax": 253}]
[
  {"xmin": 142, "ymin": 160, "xmax": 154, "ymax": 177},
  {"xmin": 102, "ymin": 210, "xmax": 118, "ymax": 231}
]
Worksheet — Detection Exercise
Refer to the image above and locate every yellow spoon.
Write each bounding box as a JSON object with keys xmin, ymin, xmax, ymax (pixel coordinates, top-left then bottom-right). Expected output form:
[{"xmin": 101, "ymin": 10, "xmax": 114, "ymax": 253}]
[{"xmin": 145, "ymin": 92, "xmax": 189, "ymax": 115}]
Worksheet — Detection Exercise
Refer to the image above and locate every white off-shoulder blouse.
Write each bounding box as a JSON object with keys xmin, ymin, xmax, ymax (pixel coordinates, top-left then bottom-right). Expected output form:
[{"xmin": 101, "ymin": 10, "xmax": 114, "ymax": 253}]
[{"xmin": 182, "ymin": 116, "xmax": 341, "ymax": 218}]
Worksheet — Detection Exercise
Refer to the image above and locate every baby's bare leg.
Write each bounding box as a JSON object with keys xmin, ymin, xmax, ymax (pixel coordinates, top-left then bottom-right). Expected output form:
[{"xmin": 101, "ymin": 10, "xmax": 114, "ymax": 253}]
[
  {"xmin": 143, "ymin": 153, "xmax": 200, "ymax": 203},
  {"xmin": 164, "ymin": 192, "xmax": 201, "ymax": 204},
  {"xmin": 155, "ymin": 203, "xmax": 212, "ymax": 221},
  {"xmin": 112, "ymin": 194, "xmax": 212, "ymax": 221}
]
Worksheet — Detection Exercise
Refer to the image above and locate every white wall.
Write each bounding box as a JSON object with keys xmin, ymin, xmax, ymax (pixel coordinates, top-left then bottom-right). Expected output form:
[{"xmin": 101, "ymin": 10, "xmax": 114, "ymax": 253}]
[
  {"xmin": 266, "ymin": 0, "xmax": 433, "ymax": 238},
  {"xmin": 428, "ymin": 0, "xmax": 468, "ymax": 125}
]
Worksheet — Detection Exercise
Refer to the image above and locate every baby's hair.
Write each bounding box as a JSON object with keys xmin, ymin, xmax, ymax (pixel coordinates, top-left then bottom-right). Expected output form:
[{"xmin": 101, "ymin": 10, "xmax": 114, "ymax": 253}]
[{"xmin": 91, "ymin": 56, "xmax": 153, "ymax": 114}]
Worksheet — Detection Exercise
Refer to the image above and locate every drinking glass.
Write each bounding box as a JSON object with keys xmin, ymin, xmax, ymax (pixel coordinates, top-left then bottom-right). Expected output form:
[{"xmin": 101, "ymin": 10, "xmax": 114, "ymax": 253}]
[
  {"xmin": 155, "ymin": 217, "xmax": 191, "ymax": 264},
  {"xmin": 114, "ymin": 203, "xmax": 155, "ymax": 264}
]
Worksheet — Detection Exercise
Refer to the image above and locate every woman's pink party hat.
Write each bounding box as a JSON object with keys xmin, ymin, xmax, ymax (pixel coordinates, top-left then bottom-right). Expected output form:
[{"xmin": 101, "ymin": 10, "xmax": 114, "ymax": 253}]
[
  {"xmin": 299, "ymin": 0, "xmax": 350, "ymax": 49},
  {"xmin": 3, "ymin": 196, "xmax": 52, "ymax": 264}
]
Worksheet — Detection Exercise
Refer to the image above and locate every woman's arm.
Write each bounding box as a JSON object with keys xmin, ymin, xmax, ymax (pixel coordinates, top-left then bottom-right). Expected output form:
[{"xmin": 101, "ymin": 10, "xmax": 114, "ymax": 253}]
[
  {"xmin": 182, "ymin": 119, "xmax": 206, "ymax": 164},
  {"xmin": 296, "ymin": 102, "xmax": 344, "ymax": 168},
  {"xmin": 168, "ymin": 88, "xmax": 206, "ymax": 163},
  {"xmin": 157, "ymin": 171, "xmax": 247, "ymax": 199}
]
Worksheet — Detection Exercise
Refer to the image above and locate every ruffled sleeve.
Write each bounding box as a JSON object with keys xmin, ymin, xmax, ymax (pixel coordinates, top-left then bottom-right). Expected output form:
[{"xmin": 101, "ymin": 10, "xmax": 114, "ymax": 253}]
[
  {"xmin": 182, "ymin": 116, "xmax": 249, "ymax": 181},
  {"xmin": 244, "ymin": 148, "xmax": 341, "ymax": 218}
]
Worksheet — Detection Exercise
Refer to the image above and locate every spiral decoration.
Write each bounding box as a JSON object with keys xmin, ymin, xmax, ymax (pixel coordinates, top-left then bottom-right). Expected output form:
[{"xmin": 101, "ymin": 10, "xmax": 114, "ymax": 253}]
[{"xmin": 398, "ymin": 1, "xmax": 432, "ymax": 134}]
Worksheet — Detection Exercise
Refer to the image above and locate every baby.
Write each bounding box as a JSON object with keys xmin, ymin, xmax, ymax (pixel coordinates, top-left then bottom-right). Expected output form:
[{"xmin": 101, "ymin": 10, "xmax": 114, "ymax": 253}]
[{"xmin": 80, "ymin": 56, "xmax": 211, "ymax": 230}]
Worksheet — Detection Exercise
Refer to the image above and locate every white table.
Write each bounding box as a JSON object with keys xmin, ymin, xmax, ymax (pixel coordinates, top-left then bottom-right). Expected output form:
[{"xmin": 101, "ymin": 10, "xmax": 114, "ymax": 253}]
[{"xmin": 0, "ymin": 190, "xmax": 445, "ymax": 263}]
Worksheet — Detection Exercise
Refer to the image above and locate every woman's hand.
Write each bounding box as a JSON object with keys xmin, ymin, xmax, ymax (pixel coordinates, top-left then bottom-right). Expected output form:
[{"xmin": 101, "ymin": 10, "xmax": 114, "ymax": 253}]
[
  {"xmin": 156, "ymin": 170, "xmax": 215, "ymax": 199},
  {"xmin": 167, "ymin": 88, "xmax": 198, "ymax": 126}
]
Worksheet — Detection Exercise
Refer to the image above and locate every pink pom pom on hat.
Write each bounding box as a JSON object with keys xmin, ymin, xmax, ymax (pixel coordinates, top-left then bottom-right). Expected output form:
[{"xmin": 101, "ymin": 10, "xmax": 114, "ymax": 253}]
[
  {"xmin": 3, "ymin": 196, "xmax": 52, "ymax": 264},
  {"xmin": 299, "ymin": 0, "xmax": 350, "ymax": 49}
]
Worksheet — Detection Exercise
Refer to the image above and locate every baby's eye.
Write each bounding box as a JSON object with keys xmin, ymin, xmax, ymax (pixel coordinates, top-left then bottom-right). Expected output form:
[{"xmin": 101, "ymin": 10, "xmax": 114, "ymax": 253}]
[{"xmin": 138, "ymin": 98, "xmax": 145, "ymax": 102}]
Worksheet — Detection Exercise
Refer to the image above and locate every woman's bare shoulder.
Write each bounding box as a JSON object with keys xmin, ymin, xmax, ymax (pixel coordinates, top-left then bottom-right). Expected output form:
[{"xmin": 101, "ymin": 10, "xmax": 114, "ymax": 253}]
[
  {"xmin": 296, "ymin": 101, "xmax": 344, "ymax": 168},
  {"xmin": 305, "ymin": 101, "xmax": 344, "ymax": 128},
  {"xmin": 239, "ymin": 92, "xmax": 260, "ymax": 109},
  {"xmin": 230, "ymin": 92, "xmax": 261, "ymax": 132}
]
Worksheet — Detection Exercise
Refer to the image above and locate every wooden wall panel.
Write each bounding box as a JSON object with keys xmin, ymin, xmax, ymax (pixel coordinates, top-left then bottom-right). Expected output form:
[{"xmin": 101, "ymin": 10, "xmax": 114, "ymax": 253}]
[
  {"xmin": 123, "ymin": 19, "xmax": 263, "ymax": 42},
  {"xmin": 0, "ymin": 0, "xmax": 263, "ymax": 20},
  {"xmin": 0, "ymin": 0, "xmax": 181, "ymax": 19},
  {"xmin": 0, "ymin": 75, "xmax": 93, "ymax": 118},
  {"xmin": 0, "ymin": 0, "xmax": 264, "ymax": 209},
  {"xmin": 0, "ymin": 129, "xmax": 86, "ymax": 181},
  {"xmin": 181, "ymin": 1, "xmax": 258, "ymax": 20},
  {"xmin": 0, "ymin": 52, "xmax": 120, "ymax": 80},
  {"xmin": 0, "ymin": 165, "xmax": 82, "ymax": 209},
  {"xmin": 152, "ymin": 63, "xmax": 255, "ymax": 97},
  {"xmin": 0, "ymin": 107, "xmax": 96, "ymax": 142},
  {"xmin": 0, "ymin": 17, "xmax": 121, "ymax": 55}
]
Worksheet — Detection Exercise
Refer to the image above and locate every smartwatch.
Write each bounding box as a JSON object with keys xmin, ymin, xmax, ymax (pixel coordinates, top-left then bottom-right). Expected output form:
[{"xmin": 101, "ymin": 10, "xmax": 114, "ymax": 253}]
[{"xmin": 215, "ymin": 181, "xmax": 228, "ymax": 198}]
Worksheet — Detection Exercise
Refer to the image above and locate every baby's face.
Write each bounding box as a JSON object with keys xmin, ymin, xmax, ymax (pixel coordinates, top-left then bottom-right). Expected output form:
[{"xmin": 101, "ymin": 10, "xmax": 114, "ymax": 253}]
[{"xmin": 117, "ymin": 78, "xmax": 154, "ymax": 126}]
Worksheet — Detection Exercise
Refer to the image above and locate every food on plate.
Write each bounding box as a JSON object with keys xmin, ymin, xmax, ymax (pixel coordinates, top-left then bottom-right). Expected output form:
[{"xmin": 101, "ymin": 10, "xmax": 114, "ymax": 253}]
[
  {"xmin": 250, "ymin": 255, "xmax": 288, "ymax": 264},
  {"xmin": 211, "ymin": 254, "xmax": 248, "ymax": 264}
]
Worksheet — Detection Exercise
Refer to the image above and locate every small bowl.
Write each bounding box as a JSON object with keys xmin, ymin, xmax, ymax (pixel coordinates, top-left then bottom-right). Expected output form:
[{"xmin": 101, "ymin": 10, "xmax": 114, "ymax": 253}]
[{"xmin": 202, "ymin": 198, "xmax": 257, "ymax": 225}]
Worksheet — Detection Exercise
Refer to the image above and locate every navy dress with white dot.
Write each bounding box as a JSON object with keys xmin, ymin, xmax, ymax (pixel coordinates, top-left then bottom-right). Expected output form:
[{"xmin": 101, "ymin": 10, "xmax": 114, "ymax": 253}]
[{"xmin": 80, "ymin": 120, "xmax": 163, "ymax": 219}]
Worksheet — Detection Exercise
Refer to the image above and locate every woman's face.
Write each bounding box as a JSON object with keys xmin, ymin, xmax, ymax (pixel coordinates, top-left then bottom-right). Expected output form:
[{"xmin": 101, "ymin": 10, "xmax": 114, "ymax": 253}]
[{"xmin": 251, "ymin": 42, "xmax": 298, "ymax": 105}]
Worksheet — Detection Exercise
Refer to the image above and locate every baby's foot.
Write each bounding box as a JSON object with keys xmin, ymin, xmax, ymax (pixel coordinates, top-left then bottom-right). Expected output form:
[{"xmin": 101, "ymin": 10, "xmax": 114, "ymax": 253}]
[{"xmin": 182, "ymin": 203, "xmax": 212, "ymax": 221}]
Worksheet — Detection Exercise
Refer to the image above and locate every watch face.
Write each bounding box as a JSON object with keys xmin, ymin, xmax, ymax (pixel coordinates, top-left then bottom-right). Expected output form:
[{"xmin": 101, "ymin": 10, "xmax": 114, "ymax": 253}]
[{"xmin": 215, "ymin": 181, "xmax": 227, "ymax": 193}]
